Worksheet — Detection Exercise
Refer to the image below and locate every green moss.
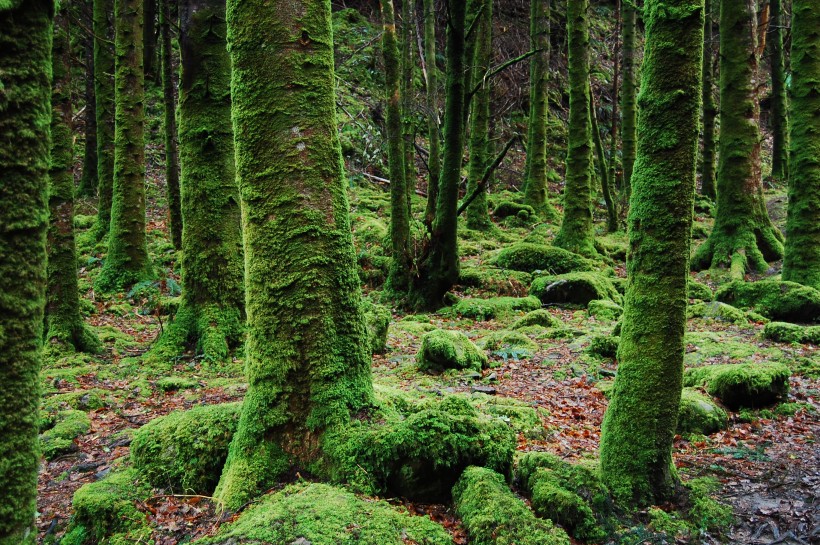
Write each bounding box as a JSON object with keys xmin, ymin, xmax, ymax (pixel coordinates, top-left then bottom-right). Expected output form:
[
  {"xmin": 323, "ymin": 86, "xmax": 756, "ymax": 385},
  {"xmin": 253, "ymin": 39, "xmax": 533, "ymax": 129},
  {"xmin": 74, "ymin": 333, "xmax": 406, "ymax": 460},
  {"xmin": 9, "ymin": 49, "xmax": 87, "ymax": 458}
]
[
  {"xmin": 458, "ymin": 266, "xmax": 532, "ymax": 295},
  {"xmin": 512, "ymin": 309, "xmax": 563, "ymax": 329},
  {"xmin": 774, "ymin": 401, "xmax": 816, "ymax": 416},
  {"xmin": 587, "ymin": 335, "xmax": 619, "ymax": 358},
  {"xmin": 688, "ymin": 280, "xmax": 713, "ymax": 301},
  {"xmin": 417, "ymin": 329, "xmax": 488, "ymax": 372},
  {"xmin": 363, "ymin": 300, "xmax": 391, "ymax": 354},
  {"xmin": 686, "ymin": 477, "xmax": 733, "ymax": 533},
  {"xmin": 132, "ymin": 402, "xmax": 240, "ymax": 494},
  {"xmin": 687, "ymin": 301, "xmax": 748, "ymax": 324},
  {"xmin": 39, "ymin": 410, "xmax": 91, "ymax": 459},
  {"xmin": 155, "ymin": 376, "xmax": 200, "ymax": 392},
  {"xmin": 480, "ymin": 330, "xmax": 539, "ymax": 361},
  {"xmin": 495, "ymin": 243, "xmax": 595, "ymax": 274},
  {"xmin": 450, "ymin": 296, "xmax": 541, "ymax": 320},
  {"xmin": 493, "ymin": 201, "xmax": 536, "ymax": 220},
  {"xmin": 588, "ymin": 299, "xmax": 623, "ymax": 321},
  {"xmin": 529, "ymin": 469, "xmax": 604, "ymax": 541},
  {"xmin": 530, "ymin": 272, "xmax": 621, "ymax": 306},
  {"xmin": 517, "ymin": 452, "xmax": 611, "ymax": 516},
  {"xmin": 677, "ymin": 388, "xmax": 728, "ymax": 435},
  {"xmin": 683, "ymin": 362, "xmax": 790, "ymax": 410},
  {"xmin": 647, "ymin": 507, "xmax": 689, "ymax": 538},
  {"xmin": 453, "ymin": 466, "xmax": 571, "ymax": 545},
  {"xmin": 715, "ymin": 280, "xmax": 820, "ymax": 322},
  {"xmin": 42, "ymin": 389, "xmax": 107, "ymax": 415},
  {"xmin": 763, "ymin": 321, "xmax": 820, "ymax": 344},
  {"xmin": 469, "ymin": 395, "xmax": 544, "ymax": 437}
]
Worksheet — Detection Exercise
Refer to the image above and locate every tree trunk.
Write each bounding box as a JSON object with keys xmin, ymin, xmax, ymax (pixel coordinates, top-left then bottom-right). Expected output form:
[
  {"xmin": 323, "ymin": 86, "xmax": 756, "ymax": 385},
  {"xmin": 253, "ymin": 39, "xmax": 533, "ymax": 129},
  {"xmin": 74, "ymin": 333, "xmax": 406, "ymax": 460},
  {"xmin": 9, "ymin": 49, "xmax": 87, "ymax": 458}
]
[
  {"xmin": 78, "ymin": 1, "xmax": 99, "ymax": 198},
  {"xmin": 143, "ymin": 0, "xmax": 157, "ymax": 81},
  {"xmin": 691, "ymin": 0, "xmax": 784, "ymax": 278},
  {"xmin": 47, "ymin": 9, "xmax": 101, "ymax": 354},
  {"xmin": 523, "ymin": 0, "xmax": 560, "ymax": 222},
  {"xmin": 782, "ymin": 0, "xmax": 820, "ymax": 290},
  {"xmin": 401, "ymin": 0, "xmax": 416, "ymax": 201},
  {"xmin": 160, "ymin": 0, "xmax": 182, "ymax": 250},
  {"xmin": 600, "ymin": 0, "xmax": 703, "ymax": 506},
  {"xmin": 700, "ymin": 0, "xmax": 717, "ymax": 199},
  {"xmin": 609, "ymin": 0, "xmax": 621, "ymax": 193},
  {"xmin": 214, "ymin": 0, "xmax": 373, "ymax": 509},
  {"xmin": 590, "ymin": 88, "xmax": 618, "ymax": 232},
  {"xmin": 554, "ymin": 0, "xmax": 596, "ymax": 257},
  {"xmin": 97, "ymin": 0, "xmax": 153, "ymax": 292},
  {"xmin": 620, "ymin": 0, "xmax": 637, "ymax": 203},
  {"xmin": 769, "ymin": 0, "xmax": 789, "ymax": 183},
  {"xmin": 0, "ymin": 2, "xmax": 52, "ymax": 543},
  {"xmin": 93, "ymin": 0, "xmax": 116, "ymax": 239},
  {"xmin": 421, "ymin": 0, "xmax": 441, "ymax": 227}
]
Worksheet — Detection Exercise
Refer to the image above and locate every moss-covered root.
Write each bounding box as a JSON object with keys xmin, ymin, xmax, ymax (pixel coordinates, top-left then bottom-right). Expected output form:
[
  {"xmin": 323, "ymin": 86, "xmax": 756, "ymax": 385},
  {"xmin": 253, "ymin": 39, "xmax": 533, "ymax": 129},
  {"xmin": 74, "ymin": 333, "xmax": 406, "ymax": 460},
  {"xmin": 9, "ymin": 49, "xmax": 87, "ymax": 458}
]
[
  {"xmin": 214, "ymin": 0, "xmax": 373, "ymax": 510},
  {"xmin": 600, "ymin": 0, "xmax": 704, "ymax": 506},
  {"xmin": 453, "ymin": 466, "xmax": 571, "ymax": 545},
  {"xmin": 0, "ymin": 2, "xmax": 52, "ymax": 543},
  {"xmin": 690, "ymin": 0, "xmax": 784, "ymax": 278},
  {"xmin": 96, "ymin": 0, "xmax": 153, "ymax": 293},
  {"xmin": 782, "ymin": 1, "xmax": 820, "ymax": 291},
  {"xmin": 763, "ymin": 321, "xmax": 820, "ymax": 345}
]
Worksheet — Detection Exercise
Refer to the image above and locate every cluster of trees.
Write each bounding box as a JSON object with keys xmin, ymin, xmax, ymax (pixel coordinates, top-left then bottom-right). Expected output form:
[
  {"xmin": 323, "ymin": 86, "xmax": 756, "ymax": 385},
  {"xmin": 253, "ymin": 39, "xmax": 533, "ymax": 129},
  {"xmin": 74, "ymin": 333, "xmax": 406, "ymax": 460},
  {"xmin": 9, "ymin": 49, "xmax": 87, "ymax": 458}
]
[{"xmin": 0, "ymin": 0, "xmax": 818, "ymax": 541}]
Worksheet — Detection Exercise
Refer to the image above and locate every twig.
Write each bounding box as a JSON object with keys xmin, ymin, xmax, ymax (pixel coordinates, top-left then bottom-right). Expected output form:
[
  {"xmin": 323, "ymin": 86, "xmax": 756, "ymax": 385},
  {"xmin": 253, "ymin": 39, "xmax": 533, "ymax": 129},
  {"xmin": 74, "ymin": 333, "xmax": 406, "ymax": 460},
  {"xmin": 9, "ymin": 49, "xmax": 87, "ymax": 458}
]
[
  {"xmin": 456, "ymin": 135, "xmax": 518, "ymax": 216},
  {"xmin": 361, "ymin": 172, "xmax": 428, "ymax": 197}
]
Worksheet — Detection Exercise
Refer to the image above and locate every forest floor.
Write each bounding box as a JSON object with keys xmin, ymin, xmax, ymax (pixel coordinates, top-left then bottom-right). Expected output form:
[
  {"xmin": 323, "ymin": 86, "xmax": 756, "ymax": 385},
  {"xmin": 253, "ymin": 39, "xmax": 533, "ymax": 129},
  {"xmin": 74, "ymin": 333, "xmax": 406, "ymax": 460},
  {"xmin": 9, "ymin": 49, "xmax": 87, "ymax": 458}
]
[{"xmin": 35, "ymin": 160, "xmax": 819, "ymax": 545}]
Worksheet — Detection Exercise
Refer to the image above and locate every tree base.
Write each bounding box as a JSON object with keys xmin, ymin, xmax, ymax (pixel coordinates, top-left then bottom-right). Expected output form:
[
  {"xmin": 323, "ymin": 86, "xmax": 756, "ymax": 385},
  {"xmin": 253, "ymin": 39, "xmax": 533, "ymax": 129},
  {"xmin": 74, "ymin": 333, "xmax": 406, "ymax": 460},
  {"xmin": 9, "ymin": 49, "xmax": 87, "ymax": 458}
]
[
  {"xmin": 146, "ymin": 304, "xmax": 243, "ymax": 367},
  {"xmin": 692, "ymin": 225, "xmax": 784, "ymax": 279},
  {"xmin": 46, "ymin": 321, "xmax": 101, "ymax": 354}
]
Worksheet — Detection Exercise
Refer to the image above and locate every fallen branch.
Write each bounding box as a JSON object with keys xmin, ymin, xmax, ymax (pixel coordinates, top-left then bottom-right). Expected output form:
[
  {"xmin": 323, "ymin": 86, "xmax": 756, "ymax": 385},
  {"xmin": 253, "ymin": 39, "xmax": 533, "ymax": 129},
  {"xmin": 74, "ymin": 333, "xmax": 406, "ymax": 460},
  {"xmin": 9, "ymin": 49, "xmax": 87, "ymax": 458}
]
[{"xmin": 456, "ymin": 135, "xmax": 518, "ymax": 217}]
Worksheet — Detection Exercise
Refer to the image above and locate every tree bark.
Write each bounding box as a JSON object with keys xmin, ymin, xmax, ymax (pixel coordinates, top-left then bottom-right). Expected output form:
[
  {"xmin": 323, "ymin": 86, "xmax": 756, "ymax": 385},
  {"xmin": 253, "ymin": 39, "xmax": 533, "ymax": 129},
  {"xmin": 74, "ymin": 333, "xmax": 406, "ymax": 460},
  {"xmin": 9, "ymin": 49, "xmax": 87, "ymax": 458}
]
[
  {"xmin": 401, "ymin": 0, "xmax": 416, "ymax": 200},
  {"xmin": 620, "ymin": 0, "xmax": 637, "ymax": 203},
  {"xmin": 78, "ymin": 0, "xmax": 99, "ymax": 198},
  {"xmin": 769, "ymin": 0, "xmax": 789, "ymax": 183},
  {"xmin": 160, "ymin": 0, "xmax": 182, "ymax": 250},
  {"xmin": 590, "ymin": 88, "xmax": 618, "ymax": 232},
  {"xmin": 421, "ymin": 0, "xmax": 441, "ymax": 227},
  {"xmin": 93, "ymin": 0, "xmax": 116, "ymax": 239},
  {"xmin": 700, "ymin": 0, "xmax": 717, "ymax": 199}
]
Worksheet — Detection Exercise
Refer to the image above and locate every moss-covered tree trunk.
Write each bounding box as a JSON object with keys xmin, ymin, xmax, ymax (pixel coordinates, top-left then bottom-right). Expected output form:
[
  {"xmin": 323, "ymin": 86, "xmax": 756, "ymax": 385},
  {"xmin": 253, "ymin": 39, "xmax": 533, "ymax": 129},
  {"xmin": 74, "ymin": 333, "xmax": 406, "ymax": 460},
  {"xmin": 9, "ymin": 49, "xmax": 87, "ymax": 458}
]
[
  {"xmin": 78, "ymin": 8, "xmax": 99, "ymax": 198},
  {"xmin": 422, "ymin": 0, "xmax": 441, "ymax": 227},
  {"xmin": 590, "ymin": 88, "xmax": 618, "ymax": 232},
  {"xmin": 47, "ymin": 9, "xmax": 101, "ymax": 354},
  {"xmin": 93, "ymin": 0, "xmax": 116, "ymax": 238},
  {"xmin": 782, "ymin": 0, "xmax": 820, "ymax": 290},
  {"xmin": 143, "ymin": 0, "xmax": 157, "ymax": 81},
  {"xmin": 149, "ymin": 0, "xmax": 245, "ymax": 363},
  {"xmin": 620, "ymin": 0, "xmax": 637, "ymax": 202},
  {"xmin": 554, "ymin": 0, "xmax": 596, "ymax": 257},
  {"xmin": 465, "ymin": 0, "xmax": 493, "ymax": 230},
  {"xmin": 382, "ymin": 0, "xmax": 412, "ymax": 294},
  {"xmin": 700, "ymin": 0, "xmax": 717, "ymax": 199},
  {"xmin": 214, "ymin": 0, "xmax": 373, "ymax": 509},
  {"xmin": 691, "ymin": 0, "xmax": 783, "ymax": 277},
  {"xmin": 600, "ymin": 0, "xmax": 703, "ymax": 506},
  {"xmin": 97, "ymin": 0, "xmax": 153, "ymax": 292},
  {"xmin": 523, "ymin": 0, "xmax": 560, "ymax": 222},
  {"xmin": 609, "ymin": 0, "xmax": 621, "ymax": 191},
  {"xmin": 411, "ymin": 0, "xmax": 466, "ymax": 308},
  {"xmin": 769, "ymin": 0, "xmax": 789, "ymax": 184},
  {"xmin": 160, "ymin": 0, "xmax": 182, "ymax": 250},
  {"xmin": 0, "ymin": 2, "xmax": 52, "ymax": 543},
  {"xmin": 401, "ymin": 0, "xmax": 416, "ymax": 200}
]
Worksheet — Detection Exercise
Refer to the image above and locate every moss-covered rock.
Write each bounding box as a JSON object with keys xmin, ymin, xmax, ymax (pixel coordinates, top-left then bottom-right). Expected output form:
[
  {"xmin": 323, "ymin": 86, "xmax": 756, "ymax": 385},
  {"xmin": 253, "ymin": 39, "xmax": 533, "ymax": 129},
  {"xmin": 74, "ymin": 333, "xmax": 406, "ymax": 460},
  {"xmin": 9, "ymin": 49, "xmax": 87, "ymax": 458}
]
[
  {"xmin": 155, "ymin": 376, "xmax": 200, "ymax": 392},
  {"xmin": 511, "ymin": 308, "xmax": 563, "ymax": 329},
  {"xmin": 687, "ymin": 301, "xmax": 748, "ymax": 324},
  {"xmin": 480, "ymin": 330, "xmax": 539, "ymax": 360},
  {"xmin": 416, "ymin": 330, "xmax": 488, "ymax": 372},
  {"xmin": 530, "ymin": 272, "xmax": 622, "ymax": 306},
  {"xmin": 469, "ymin": 394, "xmax": 545, "ymax": 437},
  {"xmin": 39, "ymin": 409, "xmax": 91, "ymax": 459},
  {"xmin": 677, "ymin": 388, "xmax": 728, "ymax": 435},
  {"xmin": 688, "ymin": 280, "xmax": 713, "ymax": 301},
  {"xmin": 683, "ymin": 362, "xmax": 790, "ymax": 410},
  {"xmin": 131, "ymin": 402, "xmax": 240, "ymax": 494},
  {"xmin": 516, "ymin": 452, "xmax": 612, "ymax": 516},
  {"xmin": 588, "ymin": 299, "xmax": 623, "ymax": 320},
  {"xmin": 495, "ymin": 243, "xmax": 595, "ymax": 274},
  {"xmin": 763, "ymin": 321, "xmax": 820, "ymax": 344},
  {"xmin": 715, "ymin": 280, "xmax": 820, "ymax": 323},
  {"xmin": 363, "ymin": 300, "xmax": 391, "ymax": 354},
  {"xmin": 527, "ymin": 469, "xmax": 604, "ymax": 541},
  {"xmin": 493, "ymin": 201, "xmax": 537, "ymax": 220},
  {"xmin": 453, "ymin": 466, "xmax": 571, "ymax": 545},
  {"xmin": 450, "ymin": 296, "xmax": 541, "ymax": 320},
  {"xmin": 587, "ymin": 335, "xmax": 619, "ymax": 358},
  {"xmin": 41, "ymin": 388, "xmax": 108, "ymax": 414}
]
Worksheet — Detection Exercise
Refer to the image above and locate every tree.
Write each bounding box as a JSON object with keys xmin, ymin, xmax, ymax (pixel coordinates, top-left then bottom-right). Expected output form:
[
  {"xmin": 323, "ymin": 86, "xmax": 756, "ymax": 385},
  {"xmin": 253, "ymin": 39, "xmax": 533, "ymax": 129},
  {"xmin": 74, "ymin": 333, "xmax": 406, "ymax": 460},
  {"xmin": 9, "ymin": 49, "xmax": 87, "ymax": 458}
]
[
  {"xmin": 769, "ymin": 0, "xmax": 789, "ymax": 183},
  {"xmin": 97, "ymin": 0, "xmax": 153, "ymax": 292},
  {"xmin": 782, "ymin": 0, "xmax": 820, "ymax": 290},
  {"xmin": 620, "ymin": 0, "xmax": 638, "ymax": 201},
  {"xmin": 214, "ymin": 0, "xmax": 373, "ymax": 509},
  {"xmin": 691, "ymin": 0, "xmax": 784, "ymax": 278},
  {"xmin": 0, "ymin": 2, "xmax": 52, "ymax": 543},
  {"xmin": 554, "ymin": 0, "xmax": 596, "ymax": 257},
  {"xmin": 148, "ymin": 0, "xmax": 245, "ymax": 363},
  {"xmin": 160, "ymin": 0, "xmax": 182, "ymax": 250},
  {"xmin": 523, "ymin": 0, "xmax": 560, "ymax": 222},
  {"xmin": 78, "ymin": 0, "xmax": 99, "ymax": 199},
  {"xmin": 700, "ymin": 0, "xmax": 716, "ymax": 199},
  {"xmin": 143, "ymin": 0, "xmax": 157, "ymax": 81},
  {"xmin": 600, "ymin": 0, "xmax": 704, "ymax": 505},
  {"xmin": 590, "ymin": 88, "xmax": 618, "ymax": 232},
  {"xmin": 401, "ymin": 0, "xmax": 416, "ymax": 199},
  {"xmin": 47, "ymin": 7, "xmax": 101, "ymax": 354},
  {"xmin": 421, "ymin": 0, "xmax": 441, "ymax": 228},
  {"xmin": 93, "ymin": 0, "xmax": 116, "ymax": 239}
]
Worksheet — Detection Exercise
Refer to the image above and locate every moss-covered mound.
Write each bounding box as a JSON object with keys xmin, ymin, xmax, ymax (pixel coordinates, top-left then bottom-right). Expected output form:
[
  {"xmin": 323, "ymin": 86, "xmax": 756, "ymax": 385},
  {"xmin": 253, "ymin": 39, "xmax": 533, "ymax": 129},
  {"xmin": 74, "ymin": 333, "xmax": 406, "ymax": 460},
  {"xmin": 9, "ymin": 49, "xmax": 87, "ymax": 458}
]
[
  {"xmin": 363, "ymin": 299, "xmax": 391, "ymax": 354},
  {"xmin": 683, "ymin": 362, "xmax": 790, "ymax": 410},
  {"xmin": 196, "ymin": 482, "xmax": 452, "ymax": 545},
  {"xmin": 326, "ymin": 395, "xmax": 516, "ymax": 501},
  {"xmin": 469, "ymin": 394, "xmax": 545, "ymax": 437},
  {"xmin": 763, "ymin": 321, "xmax": 820, "ymax": 345},
  {"xmin": 586, "ymin": 335, "xmax": 620, "ymax": 359},
  {"xmin": 450, "ymin": 296, "xmax": 541, "ymax": 320},
  {"xmin": 416, "ymin": 329, "xmax": 488, "ymax": 372},
  {"xmin": 480, "ymin": 330, "xmax": 539, "ymax": 360},
  {"xmin": 530, "ymin": 272, "xmax": 622, "ymax": 307},
  {"xmin": 495, "ymin": 243, "xmax": 595, "ymax": 274},
  {"xmin": 677, "ymin": 388, "xmax": 728, "ymax": 435},
  {"xmin": 588, "ymin": 299, "xmax": 623, "ymax": 321},
  {"xmin": 715, "ymin": 280, "xmax": 820, "ymax": 323},
  {"xmin": 39, "ymin": 409, "xmax": 91, "ymax": 459},
  {"xmin": 511, "ymin": 308, "xmax": 563, "ymax": 329},
  {"xmin": 131, "ymin": 402, "xmax": 241, "ymax": 494},
  {"xmin": 453, "ymin": 466, "xmax": 571, "ymax": 545},
  {"xmin": 493, "ymin": 201, "xmax": 537, "ymax": 220},
  {"xmin": 688, "ymin": 280, "xmax": 714, "ymax": 301},
  {"xmin": 458, "ymin": 266, "xmax": 532, "ymax": 295},
  {"xmin": 687, "ymin": 301, "xmax": 748, "ymax": 324}
]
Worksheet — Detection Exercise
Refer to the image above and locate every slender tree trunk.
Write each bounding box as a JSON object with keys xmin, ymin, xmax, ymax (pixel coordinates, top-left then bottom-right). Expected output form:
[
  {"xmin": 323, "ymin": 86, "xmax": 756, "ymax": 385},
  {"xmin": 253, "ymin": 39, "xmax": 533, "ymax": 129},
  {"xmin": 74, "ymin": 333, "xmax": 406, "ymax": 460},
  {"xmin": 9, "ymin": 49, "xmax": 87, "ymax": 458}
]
[
  {"xmin": 465, "ymin": 0, "xmax": 493, "ymax": 230},
  {"xmin": 769, "ymin": 0, "xmax": 789, "ymax": 183},
  {"xmin": 692, "ymin": 0, "xmax": 784, "ymax": 277},
  {"xmin": 590, "ymin": 88, "xmax": 618, "ymax": 232},
  {"xmin": 144, "ymin": 0, "xmax": 157, "ymax": 81},
  {"xmin": 401, "ymin": 0, "xmax": 416, "ymax": 200},
  {"xmin": 609, "ymin": 0, "xmax": 621, "ymax": 193},
  {"xmin": 422, "ymin": 0, "xmax": 441, "ymax": 227},
  {"xmin": 160, "ymin": 0, "xmax": 182, "ymax": 250},
  {"xmin": 215, "ymin": 0, "xmax": 373, "ymax": 509},
  {"xmin": 0, "ymin": 2, "xmax": 52, "ymax": 543},
  {"xmin": 600, "ymin": 0, "xmax": 704, "ymax": 506},
  {"xmin": 554, "ymin": 0, "xmax": 596, "ymax": 257},
  {"xmin": 621, "ymin": 0, "xmax": 637, "ymax": 203},
  {"xmin": 47, "ymin": 9, "xmax": 101, "ymax": 354},
  {"xmin": 93, "ymin": 0, "xmax": 116, "ymax": 239},
  {"xmin": 700, "ymin": 0, "xmax": 717, "ymax": 199},
  {"xmin": 97, "ymin": 0, "xmax": 153, "ymax": 292},
  {"xmin": 782, "ymin": 0, "xmax": 820, "ymax": 289},
  {"xmin": 78, "ymin": 2, "xmax": 99, "ymax": 198},
  {"xmin": 383, "ymin": 0, "xmax": 412, "ymax": 294},
  {"xmin": 523, "ymin": 0, "xmax": 560, "ymax": 222}
]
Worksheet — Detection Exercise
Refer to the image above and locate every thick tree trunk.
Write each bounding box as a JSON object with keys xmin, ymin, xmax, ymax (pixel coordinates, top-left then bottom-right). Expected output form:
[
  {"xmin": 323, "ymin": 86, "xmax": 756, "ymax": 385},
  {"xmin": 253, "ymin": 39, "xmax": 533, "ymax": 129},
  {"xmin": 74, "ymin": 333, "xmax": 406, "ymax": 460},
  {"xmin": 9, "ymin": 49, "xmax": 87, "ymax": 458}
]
[
  {"xmin": 0, "ymin": 2, "xmax": 52, "ymax": 543},
  {"xmin": 783, "ymin": 1, "xmax": 820, "ymax": 290},
  {"xmin": 47, "ymin": 10, "xmax": 101, "ymax": 354},
  {"xmin": 620, "ymin": 0, "xmax": 637, "ymax": 202},
  {"xmin": 422, "ymin": 0, "xmax": 441, "ymax": 227},
  {"xmin": 554, "ymin": 0, "xmax": 596, "ymax": 257},
  {"xmin": 160, "ymin": 0, "xmax": 182, "ymax": 250},
  {"xmin": 600, "ymin": 0, "xmax": 703, "ymax": 506},
  {"xmin": 401, "ymin": 0, "xmax": 416, "ymax": 200},
  {"xmin": 93, "ymin": 0, "xmax": 116, "ymax": 239},
  {"xmin": 78, "ymin": 3, "xmax": 99, "ymax": 198},
  {"xmin": 215, "ymin": 0, "xmax": 373, "ymax": 509},
  {"xmin": 769, "ymin": 0, "xmax": 789, "ymax": 183},
  {"xmin": 700, "ymin": 0, "xmax": 717, "ymax": 199},
  {"xmin": 691, "ymin": 0, "xmax": 784, "ymax": 278},
  {"xmin": 97, "ymin": 0, "xmax": 153, "ymax": 292}
]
